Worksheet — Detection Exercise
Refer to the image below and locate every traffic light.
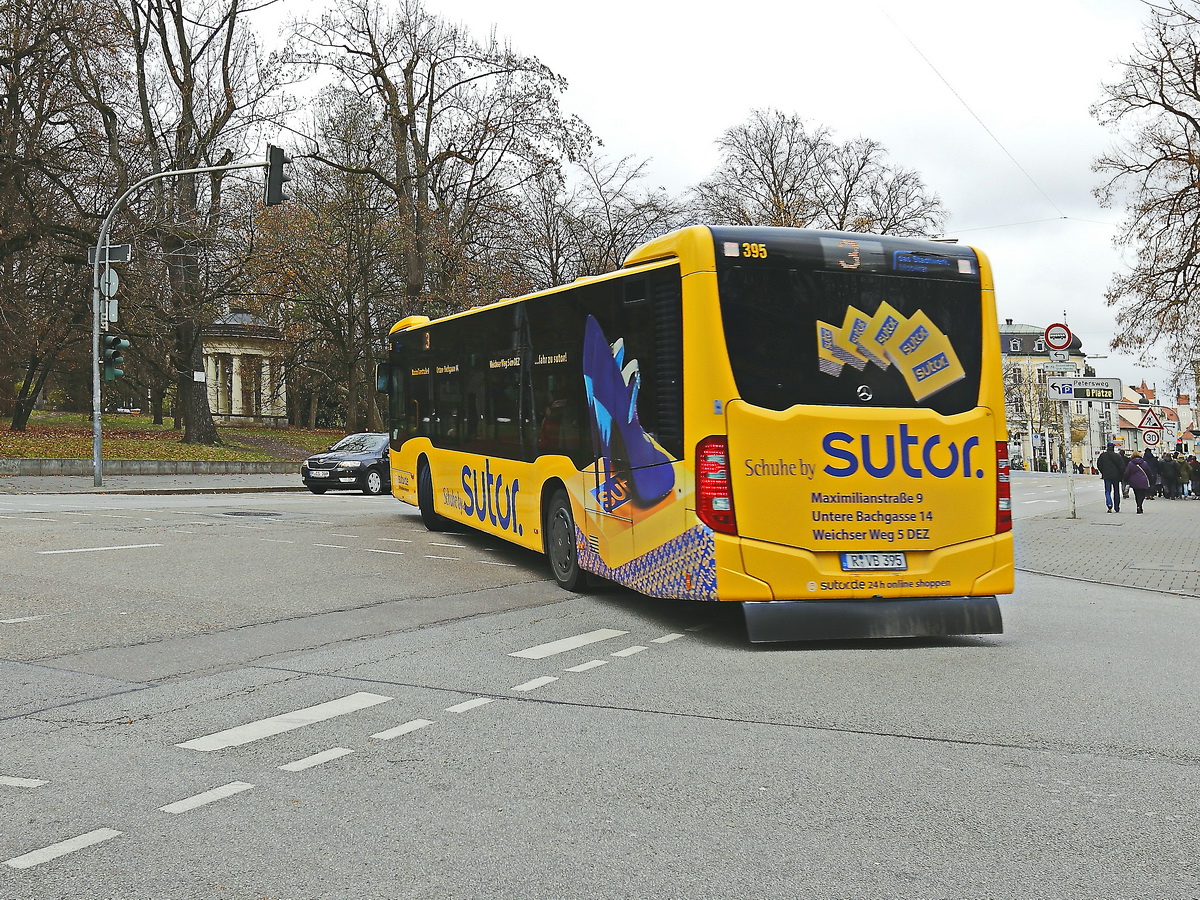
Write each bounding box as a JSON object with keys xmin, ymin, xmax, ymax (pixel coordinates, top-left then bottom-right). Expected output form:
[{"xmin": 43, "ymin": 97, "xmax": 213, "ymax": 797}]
[
  {"xmin": 263, "ymin": 144, "xmax": 292, "ymax": 206},
  {"xmin": 102, "ymin": 334, "xmax": 130, "ymax": 381}
]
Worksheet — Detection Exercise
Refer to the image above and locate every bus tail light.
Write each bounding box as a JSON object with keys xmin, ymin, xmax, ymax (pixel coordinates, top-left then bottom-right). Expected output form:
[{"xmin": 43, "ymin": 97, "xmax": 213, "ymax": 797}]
[
  {"xmin": 996, "ymin": 441, "xmax": 1012, "ymax": 533},
  {"xmin": 696, "ymin": 436, "xmax": 737, "ymax": 535}
]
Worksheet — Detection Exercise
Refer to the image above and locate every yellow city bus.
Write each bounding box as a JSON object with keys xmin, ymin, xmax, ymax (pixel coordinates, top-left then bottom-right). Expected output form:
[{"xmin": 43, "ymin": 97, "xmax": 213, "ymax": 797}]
[{"xmin": 379, "ymin": 225, "xmax": 1013, "ymax": 641}]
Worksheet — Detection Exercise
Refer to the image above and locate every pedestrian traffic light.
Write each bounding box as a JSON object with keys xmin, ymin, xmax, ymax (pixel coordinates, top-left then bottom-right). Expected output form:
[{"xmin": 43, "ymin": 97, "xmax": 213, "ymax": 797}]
[
  {"xmin": 102, "ymin": 334, "xmax": 130, "ymax": 381},
  {"xmin": 263, "ymin": 144, "xmax": 292, "ymax": 206}
]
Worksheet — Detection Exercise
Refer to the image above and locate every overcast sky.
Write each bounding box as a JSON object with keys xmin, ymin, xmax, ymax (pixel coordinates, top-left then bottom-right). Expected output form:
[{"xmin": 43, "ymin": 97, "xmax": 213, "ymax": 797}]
[{"xmin": 410, "ymin": 0, "xmax": 1169, "ymax": 394}]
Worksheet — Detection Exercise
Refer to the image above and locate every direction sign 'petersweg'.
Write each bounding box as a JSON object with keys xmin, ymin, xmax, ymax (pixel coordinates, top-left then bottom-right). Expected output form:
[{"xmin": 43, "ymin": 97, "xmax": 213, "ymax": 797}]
[{"xmin": 1047, "ymin": 377, "xmax": 1122, "ymax": 401}]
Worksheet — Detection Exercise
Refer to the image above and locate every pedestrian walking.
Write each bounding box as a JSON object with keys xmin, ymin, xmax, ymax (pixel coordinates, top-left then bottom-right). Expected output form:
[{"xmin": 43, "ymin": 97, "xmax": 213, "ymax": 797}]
[
  {"xmin": 1119, "ymin": 448, "xmax": 1130, "ymax": 499},
  {"xmin": 1124, "ymin": 450, "xmax": 1154, "ymax": 513},
  {"xmin": 1190, "ymin": 456, "xmax": 1200, "ymax": 499},
  {"xmin": 1144, "ymin": 449, "xmax": 1161, "ymax": 498},
  {"xmin": 1096, "ymin": 442, "xmax": 1126, "ymax": 512}
]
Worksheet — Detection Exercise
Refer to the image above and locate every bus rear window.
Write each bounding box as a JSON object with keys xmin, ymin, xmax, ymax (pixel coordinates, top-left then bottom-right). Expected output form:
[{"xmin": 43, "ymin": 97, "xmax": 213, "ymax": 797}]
[{"xmin": 715, "ymin": 232, "xmax": 983, "ymax": 416}]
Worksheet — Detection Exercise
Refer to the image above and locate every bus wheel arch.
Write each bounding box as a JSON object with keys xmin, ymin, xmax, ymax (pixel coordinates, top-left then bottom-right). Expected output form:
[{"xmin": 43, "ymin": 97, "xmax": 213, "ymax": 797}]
[
  {"xmin": 417, "ymin": 456, "xmax": 454, "ymax": 531},
  {"xmin": 542, "ymin": 482, "xmax": 586, "ymax": 592}
]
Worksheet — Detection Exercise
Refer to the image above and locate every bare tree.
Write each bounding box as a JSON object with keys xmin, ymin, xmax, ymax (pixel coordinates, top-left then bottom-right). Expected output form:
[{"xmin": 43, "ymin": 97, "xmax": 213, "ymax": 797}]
[
  {"xmin": 86, "ymin": 0, "xmax": 289, "ymax": 443},
  {"xmin": 296, "ymin": 0, "xmax": 589, "ymax": 316},
  {"xmin": 0, "ymin": 0, "xmax": 119, "ymax": 429},
  {"xmin": 1093, "ymin": 1, "xmax": 1200, "ymax": 371},
  {"xmin": 692, "ymin": 108, "xmax": 946, "ymax": 236}
]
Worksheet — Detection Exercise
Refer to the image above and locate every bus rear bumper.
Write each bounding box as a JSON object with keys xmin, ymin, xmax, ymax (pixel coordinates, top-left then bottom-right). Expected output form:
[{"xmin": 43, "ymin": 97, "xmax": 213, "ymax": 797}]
[{"xmin": 742, "ymin": 596, "xmax": 1003, "ymax": 643}]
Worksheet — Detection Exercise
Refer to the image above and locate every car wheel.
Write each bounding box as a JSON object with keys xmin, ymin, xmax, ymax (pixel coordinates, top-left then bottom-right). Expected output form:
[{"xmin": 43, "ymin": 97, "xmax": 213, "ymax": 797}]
[
  {"xmin": 308, "ymin": 485, "xmax": 328, "ymax": 494},
  {"xmin": 544, "ymin": 488, "xmax": 586, "ymax": 592},
  {"xmin": 363, "ymin": 468, "xmax": 385, "ymax": 495},
  {"xmin": 417, "ymin": 460, "xmax": 454, "ymax": 531}
]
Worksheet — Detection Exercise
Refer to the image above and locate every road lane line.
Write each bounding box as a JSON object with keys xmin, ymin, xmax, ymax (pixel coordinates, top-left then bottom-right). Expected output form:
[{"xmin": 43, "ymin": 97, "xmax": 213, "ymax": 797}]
[
  {"xmin": 445, "ymin": 698, "xmax": 494, "ymax": 713},
  {"xmin": 313, "ymin": 543, "xmax": 349, "ymax": 549},
  {"xmin": 176, "ymin": 692, "xmax": 393, "ymax": 752},
  {"xmin": 511, "ymin": 676, "xmax": 558, "ymax": 692},
  {"xmin": 429, "ymin": 542, "xmax": 464, "ymax": 548},
  {"xmin": 381, "ymin": 538, "xmax": 413, "ymax": 543},
  {"xmin": 0, "ymin": 776, "xmax": 47, "ymax": 787},
  {"xmin": 5, "ymin": 828, "xmax": 122, "ymax": 869},
  {"xmin": 37, "ymin": 544, "xmax": 162, "ymax": 555},
  {"xmin": 363, "ymin": 548, "xmax": 405, "ymax": 556},
  {"xmin": 371, "ymin": 719, "xmax": 434, "ymax": 740},
  {"xmin": 478, "ymin": 561, "xmax": 517, "ymax": 567},
  {"xmin": 159, "ymin": 781, "xmax": 254, "ymax": 813},
  {"xmin": 1, "ymin": 616, "xmax": 49, "ymax": 625},
  {"xmin": 612, "ymin": 646, "xmax": 647, "ymax": 657},
  {"xmin": 0, "ymin": 515, "xmax": 55, "ymax": 522},
  {"xmin": 509, "ymin": 628, "xmax": 629, "ymax": 659},
  {"xmin": 651, "ymin": 633, "xmax": 684, "ymax": 644},
  {"xmin": 424, "ymin": 555, "xmax": 460, "ymax": 560},
  {"xmin": 279, "ymin": 748, "xmax": 353, "ymax": 772},
  {"xmin": 565, "ymin": 660, "xmax": 607, "ymax": 672}
]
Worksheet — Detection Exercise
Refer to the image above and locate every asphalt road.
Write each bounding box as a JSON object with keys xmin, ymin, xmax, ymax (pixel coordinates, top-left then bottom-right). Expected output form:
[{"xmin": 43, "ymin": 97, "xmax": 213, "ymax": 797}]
[{"xmin": 0, "ymin": 483, "xmax": 1197, "ymax": 899}]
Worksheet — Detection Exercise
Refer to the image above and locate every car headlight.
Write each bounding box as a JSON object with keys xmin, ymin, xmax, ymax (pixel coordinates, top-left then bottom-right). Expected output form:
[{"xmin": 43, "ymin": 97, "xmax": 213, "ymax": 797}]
[{"xmin": 336, "ymin": 460, "xmax": 363, "ymax": 468}]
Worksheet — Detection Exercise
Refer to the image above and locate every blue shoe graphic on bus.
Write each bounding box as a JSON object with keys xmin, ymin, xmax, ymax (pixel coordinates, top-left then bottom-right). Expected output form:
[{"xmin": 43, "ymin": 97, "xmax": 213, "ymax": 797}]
[{"xmin": 583, "ymin": 315, "xmax": 674, "ymax": 506}]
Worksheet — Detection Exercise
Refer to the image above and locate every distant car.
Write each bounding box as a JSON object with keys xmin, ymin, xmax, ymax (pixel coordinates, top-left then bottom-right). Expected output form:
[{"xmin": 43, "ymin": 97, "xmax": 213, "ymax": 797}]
[{"xmin": 301, "ymin": 433, "xmax": 391, "ymax": 495}]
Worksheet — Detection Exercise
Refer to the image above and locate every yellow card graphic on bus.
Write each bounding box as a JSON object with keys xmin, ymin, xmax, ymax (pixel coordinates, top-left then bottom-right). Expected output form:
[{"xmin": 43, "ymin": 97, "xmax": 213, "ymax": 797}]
[
  {"xmin": 886, "ymin": 310, "xmax": 965, "ymax": 401},
  {"xmin": 843, "ymin": 306, "xmax": 885, "ymax": 370},
  {"xmin": 858, "ymin": 301, "xmax": 906, "ymax": 368},
  {"xmin": 816, "ymin": 320, "xmax": 844, "ymax": 376},
  {"xmin": 830, "ymin": 310, "xmax": 869, "ymax": 371}
]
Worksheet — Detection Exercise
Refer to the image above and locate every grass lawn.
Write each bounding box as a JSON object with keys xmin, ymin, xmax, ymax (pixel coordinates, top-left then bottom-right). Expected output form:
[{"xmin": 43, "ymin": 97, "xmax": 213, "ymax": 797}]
[{"xmin": 0, "ymin": 411, "xmax": 345, "ymax": 462}]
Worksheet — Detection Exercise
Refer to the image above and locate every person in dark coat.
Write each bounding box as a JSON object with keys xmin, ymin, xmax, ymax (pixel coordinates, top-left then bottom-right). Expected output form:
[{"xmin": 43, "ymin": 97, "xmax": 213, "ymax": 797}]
[
  {"xmin": 1144, "ymin": 449, "xmax": 1161, "ymax": 498},
  {"xmin": 1096, "ymin": 443, "xmax": 1127, "ymax": 512},
  {"xmin": 1158, "ymin": 451, "xmax": 1180, "ymax": 498},
  {"xmin": 1124, "ymin": 450, "xmax": 1154, "ymax": 513}
]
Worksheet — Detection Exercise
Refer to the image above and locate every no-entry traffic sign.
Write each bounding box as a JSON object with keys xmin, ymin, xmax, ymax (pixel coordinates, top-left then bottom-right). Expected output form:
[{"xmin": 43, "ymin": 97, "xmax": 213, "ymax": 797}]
[{"xmin": 1044, "ymin": 323, "xmax": 1072, "ymax": 351}]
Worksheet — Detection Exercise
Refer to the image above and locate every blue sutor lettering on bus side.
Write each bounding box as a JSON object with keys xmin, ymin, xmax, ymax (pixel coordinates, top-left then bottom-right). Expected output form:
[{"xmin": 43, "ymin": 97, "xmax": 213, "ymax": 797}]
[
  {"xmin": 461, "ymin": 461, "xmax": 523, "ymax": 535},
  {"xmin": 590, "ymin": 473, "xmax": 631, "ymax": 513},
  {"xmin": 822, "ymin": 429, "xmax": 982, "ymax": 478}
]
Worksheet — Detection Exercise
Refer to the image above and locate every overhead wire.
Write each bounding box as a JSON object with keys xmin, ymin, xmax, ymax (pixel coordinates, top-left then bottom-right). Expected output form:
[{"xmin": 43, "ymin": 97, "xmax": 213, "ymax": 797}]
[{"xmin": 876, "ymin": 4, "xmax": 1067, "ymax": 219}]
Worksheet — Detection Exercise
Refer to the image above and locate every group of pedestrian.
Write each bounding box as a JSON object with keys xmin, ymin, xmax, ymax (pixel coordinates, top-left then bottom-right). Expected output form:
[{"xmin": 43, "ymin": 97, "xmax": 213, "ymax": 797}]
[{"xmin": 1095, "ymin": 443, "xmax": 1200, "ymax": 514}]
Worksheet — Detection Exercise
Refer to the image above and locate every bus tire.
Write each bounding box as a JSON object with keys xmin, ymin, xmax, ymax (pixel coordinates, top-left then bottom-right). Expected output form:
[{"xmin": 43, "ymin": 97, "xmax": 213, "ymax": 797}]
[
  {"xmin": 417, "ymin": 461, "xmax": 453, "ymax": 531},
  {"xmin": 545, "ymin": 488, "xmax": 586, "ymax": 592}
]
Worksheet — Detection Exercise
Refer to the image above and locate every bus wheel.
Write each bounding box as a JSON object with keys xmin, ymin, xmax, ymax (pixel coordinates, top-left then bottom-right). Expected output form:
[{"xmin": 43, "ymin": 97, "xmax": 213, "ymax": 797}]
[
  {"xmin": 417, "ymin": 461, "xmax": 452, "ymax": 531},
  {"xmin": 545, "ymin": 489, "xmax": 585, "ymax": 592}
]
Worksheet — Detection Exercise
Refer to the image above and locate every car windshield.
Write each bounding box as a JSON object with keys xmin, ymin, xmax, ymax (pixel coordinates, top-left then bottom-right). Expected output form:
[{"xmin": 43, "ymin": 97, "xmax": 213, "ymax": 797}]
[{"xmin": 329, "ymin": 433, "xmax": 386, "ymax": 452}]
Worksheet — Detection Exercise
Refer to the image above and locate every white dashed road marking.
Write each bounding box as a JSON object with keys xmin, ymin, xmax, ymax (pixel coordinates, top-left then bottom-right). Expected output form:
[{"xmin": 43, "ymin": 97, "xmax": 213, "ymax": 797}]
[
  {"xmin": 511, "ymin": 676, "xmax": 558, "ymax": 692},
  {"xmin": 176, "ymin": 692, "xmax": 393, "ymax": 752},
  {"xmin": 0, "ymin": 775, "xmax": 47, "ymax": 787},
  {"xmin": 38, "ymin": 544, "xmax": 162, "ymax": 555},
  {"xmin": 371, "ymin": 719, "xmax": 434, "ymax": 740},
  {"xmin": 159, "ymin": 781, "xmax": 255, "ymax": 814},
  {"xmin": 279, "ymin": 749, "xmax": 353, "ymax": 772},
  {"xmin": 445, "ymin": 698, "xmax": 494, "ymax": 713},
  {"xmin": 4, "ymin": 828, "xmax": 122, "ymax": 870},
  {"xmin": 509, "ymin": 628, "xmax": 629, "ymax": 659},
  {"xmin": 612, "ymin": 646, "xmax": 648, "ymax": 657}
]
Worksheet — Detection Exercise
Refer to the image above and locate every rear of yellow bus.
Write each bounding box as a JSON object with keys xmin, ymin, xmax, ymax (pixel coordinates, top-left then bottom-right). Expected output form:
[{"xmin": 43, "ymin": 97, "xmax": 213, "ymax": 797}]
[{"xmin": 627, "ymin": 225, "xmax": 1013, "ymax": 641}]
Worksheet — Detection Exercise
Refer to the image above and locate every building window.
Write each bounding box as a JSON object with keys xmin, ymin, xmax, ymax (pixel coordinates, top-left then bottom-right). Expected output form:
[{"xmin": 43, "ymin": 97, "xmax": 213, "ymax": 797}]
[
  {"xmin": 1009, "ymin": 339, "xmax": 1021, "ymax": 352},
  {"xmin": 1033, "ymin": 339, "xmax": 1045, "ymax": 352}
]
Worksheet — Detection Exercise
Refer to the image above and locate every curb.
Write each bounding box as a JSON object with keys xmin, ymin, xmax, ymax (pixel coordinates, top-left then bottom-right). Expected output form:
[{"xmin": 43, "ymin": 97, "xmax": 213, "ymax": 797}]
[{"xmin": 0, "ymin": 459, "xmax": 299, "ymax": 476}]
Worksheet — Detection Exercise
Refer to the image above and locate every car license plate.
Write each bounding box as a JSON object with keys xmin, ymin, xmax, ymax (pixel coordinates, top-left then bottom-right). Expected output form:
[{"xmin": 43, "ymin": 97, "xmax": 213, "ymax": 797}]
[
  {"xmin": 309, "ymin": 470, "xmax": 329, "ymax": 478},
  {"xmin": 840, "ymin": 552, "xmax": 907, "ymax": 571}
]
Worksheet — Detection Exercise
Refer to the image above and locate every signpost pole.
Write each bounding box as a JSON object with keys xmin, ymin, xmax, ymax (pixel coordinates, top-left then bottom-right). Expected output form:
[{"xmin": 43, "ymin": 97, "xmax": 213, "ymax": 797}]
[{"xmin": 1063, "ymin": 400, "xmax": 1076, "ymax": 518}]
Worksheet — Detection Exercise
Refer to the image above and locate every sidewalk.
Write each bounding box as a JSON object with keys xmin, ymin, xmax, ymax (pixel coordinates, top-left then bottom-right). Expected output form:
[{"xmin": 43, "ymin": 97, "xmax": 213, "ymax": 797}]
[
  {"xmin": 1015, "ymin": 476, "xmax": 1200, "ymax": 597},
  {"xmin": 0, "ymin": 472, "xmax": 304, "ymax": 495}
]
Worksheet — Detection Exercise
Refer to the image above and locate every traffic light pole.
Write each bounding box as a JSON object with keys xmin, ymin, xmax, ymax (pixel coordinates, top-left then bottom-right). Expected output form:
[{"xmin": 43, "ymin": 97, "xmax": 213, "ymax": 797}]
[{"xmin": 91, "ymin": 160, "xmax": 267, "ymax": 486}]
